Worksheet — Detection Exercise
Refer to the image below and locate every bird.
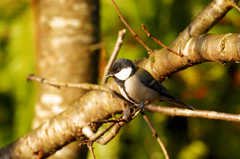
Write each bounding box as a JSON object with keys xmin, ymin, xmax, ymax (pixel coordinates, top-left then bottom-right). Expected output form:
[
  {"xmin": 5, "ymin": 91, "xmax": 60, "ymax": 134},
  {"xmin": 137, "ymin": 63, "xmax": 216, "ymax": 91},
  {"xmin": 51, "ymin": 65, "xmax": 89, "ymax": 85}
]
[{"xmin": 107, "ymin": 58, "xmax": 195, "ymax": 111}]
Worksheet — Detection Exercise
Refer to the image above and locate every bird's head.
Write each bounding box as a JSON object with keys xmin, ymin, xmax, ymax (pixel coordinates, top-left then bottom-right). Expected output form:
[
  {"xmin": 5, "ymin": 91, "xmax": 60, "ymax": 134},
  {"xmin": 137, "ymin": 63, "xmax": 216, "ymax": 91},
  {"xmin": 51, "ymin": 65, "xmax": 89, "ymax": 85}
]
[{"xmin": 107, "ymin": 58, "xmax": 136, "ymax": 81}]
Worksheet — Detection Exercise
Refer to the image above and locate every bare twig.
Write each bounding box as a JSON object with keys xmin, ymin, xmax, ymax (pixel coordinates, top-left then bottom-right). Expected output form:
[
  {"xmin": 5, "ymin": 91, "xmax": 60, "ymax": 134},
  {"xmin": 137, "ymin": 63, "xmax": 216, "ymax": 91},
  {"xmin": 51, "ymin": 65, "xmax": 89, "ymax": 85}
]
[
  {"xmin": 37, "ymin": 150, "xmax": 43, "ymax": 159},
  {"xmin": 82, "ymin": 119, "xmax": 124, "ymax": 145},
  {"xmin": 81, "ymin": 116, "xmax": 123, "ymax": 146},
  {"xmin": 91, "ymin": 122, "xmax": 116, "ymax": 143},
  {"xmin": 146, "ymin": 105, "xmax": 240, "ymax": 122},
  {"xmin": 82, "ymin": 108, "xmax": 141, "ymax": 146},
  {"xmin": 93, "ymin": 119, "xmax": 125, "ymax": 123},
  {"xmin": 87, "ymin": 142, "xmax": 96, "ymax": 159},
  {"xmin": 27, "ymin": 74, "xmax": 114, "ymax": 95},
  {"xmin": 82, "ymin": 116, "xmax": 124, "ymax": 145},
  {"xmin": 89, "ymin": 42, "xmax": 105, "ymax": 52},
  {"xmin": 141, "ymin": 112, "xmax": 169, "ymax": 159},
  {"xmin": 171, "ymin": 0, "xmax": 240, "ymax": 45},
  {"xmin": 142, "ymin": 24, "xmax": 183, "ymax": 57},
  {"xmin": 230, "ymin": 1, "xmax": 240, "ymax": 12},
  {"xmin": 93, "ymin": 106, "xmax": 141, "ymax": 124},
  {"xmin": 101, "ymin": 29, "xmax": 126, "ymax": 85},
  {"xmin": 96, "ymin": 109, "xmax": 141, "ymax": 145},
  {"xmin": 111, "ymin": 0, "xmax": 153, "ymax": 54},
  {"xmin": 97, "ymin": 118, "xmax": 128, "ymax": 145}
]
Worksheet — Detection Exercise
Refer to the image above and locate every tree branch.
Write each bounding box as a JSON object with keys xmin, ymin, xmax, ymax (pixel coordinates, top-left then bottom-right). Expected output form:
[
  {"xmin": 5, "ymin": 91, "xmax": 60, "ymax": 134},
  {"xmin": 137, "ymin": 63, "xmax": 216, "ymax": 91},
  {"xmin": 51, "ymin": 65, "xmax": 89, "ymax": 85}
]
[
  {"xmin": 0, "ymin": 81, "xmax": 126, "ymax": 159},
  {"xmin": 101, "ymin": 29, "xmax": 126, "ymax": 85},
  {"xmin": 146, "ymin": 105, "xmax": 240, "ymax": 122},
  {"xmin": 111, "ymin": 0, "xmax": 153, "ymax": 54},
  {"xmin": 172, "ymin": 0, "xmax": 240, "ymax": 45},
  {"xmin": 87, "ymin": 142, "xmax": 96, "ymax": 159},
  {"xmin": 138, "ymin": 33, "xmax": 240, "ymax": 82},
  {"xmin": 1, "ymin": 0, "xmax": 240, "ymax": 158},
  {"xmin": 27, "ymin": 74, "xmax": 114, "ymax": 95},
  {"xmin": 142, "ymin": 24, "xmax": 183, "ymax": 57},
  {"xmin": 141, "ymin": 112, "xmax": 169, "ymax": 159}
]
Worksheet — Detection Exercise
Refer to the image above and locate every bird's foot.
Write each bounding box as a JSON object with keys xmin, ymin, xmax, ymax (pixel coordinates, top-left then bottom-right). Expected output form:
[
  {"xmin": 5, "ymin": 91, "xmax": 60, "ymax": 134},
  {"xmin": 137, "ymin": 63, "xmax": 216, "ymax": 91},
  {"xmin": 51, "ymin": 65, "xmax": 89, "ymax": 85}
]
[
  {"xmin": 123, "ymin": 105, "xmax": 137, "ymax": 120},
  {"xmin": 123, "ymin": 101, "xmax": 149, "ymax": 120},
  {"xmin": 139, "ymin": 100, "xmax": 149, "ymax": 111}
]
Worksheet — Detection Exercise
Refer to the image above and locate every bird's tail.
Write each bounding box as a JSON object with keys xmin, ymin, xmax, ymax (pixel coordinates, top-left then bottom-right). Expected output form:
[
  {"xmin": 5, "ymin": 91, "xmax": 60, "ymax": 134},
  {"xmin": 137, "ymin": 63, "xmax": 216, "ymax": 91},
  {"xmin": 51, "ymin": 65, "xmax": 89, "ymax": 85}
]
[{"xmin": 168, "ymin": 98, "xmax": 195, "ymax": 110}]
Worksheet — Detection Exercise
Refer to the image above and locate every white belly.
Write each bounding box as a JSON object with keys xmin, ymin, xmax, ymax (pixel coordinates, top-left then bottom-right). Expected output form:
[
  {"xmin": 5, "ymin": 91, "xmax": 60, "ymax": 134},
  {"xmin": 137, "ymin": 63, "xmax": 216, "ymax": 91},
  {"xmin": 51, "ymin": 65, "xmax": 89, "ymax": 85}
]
[{"xmin": 118, "ymin": 76, "xmax": 161, "ymax": 104}]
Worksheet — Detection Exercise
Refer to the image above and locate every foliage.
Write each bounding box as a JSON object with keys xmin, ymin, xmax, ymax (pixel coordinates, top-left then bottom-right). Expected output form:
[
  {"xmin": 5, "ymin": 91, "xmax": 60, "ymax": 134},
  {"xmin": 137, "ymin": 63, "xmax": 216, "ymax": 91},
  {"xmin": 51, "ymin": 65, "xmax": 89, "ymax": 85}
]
[{"xmin": 0, "ymin": 0, "xmax": 35, "ymax": 147}]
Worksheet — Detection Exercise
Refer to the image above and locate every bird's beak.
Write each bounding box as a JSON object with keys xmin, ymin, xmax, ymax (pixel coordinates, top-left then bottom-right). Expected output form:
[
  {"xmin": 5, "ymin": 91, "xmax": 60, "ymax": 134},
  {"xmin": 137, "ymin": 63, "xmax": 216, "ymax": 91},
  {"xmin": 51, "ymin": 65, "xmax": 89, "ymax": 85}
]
[{"xmin": 106, "ymin": 73, "xmax": 113, "ymax": 79}]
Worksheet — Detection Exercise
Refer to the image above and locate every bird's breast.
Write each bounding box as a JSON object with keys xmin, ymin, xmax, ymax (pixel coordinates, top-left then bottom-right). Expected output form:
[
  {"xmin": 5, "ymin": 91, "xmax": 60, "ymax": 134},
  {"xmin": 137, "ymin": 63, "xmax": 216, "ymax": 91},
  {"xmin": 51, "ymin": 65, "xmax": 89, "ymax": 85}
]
[{"xmin": 121, "ymin": 76, "xmax": 161, "ymax": 104}]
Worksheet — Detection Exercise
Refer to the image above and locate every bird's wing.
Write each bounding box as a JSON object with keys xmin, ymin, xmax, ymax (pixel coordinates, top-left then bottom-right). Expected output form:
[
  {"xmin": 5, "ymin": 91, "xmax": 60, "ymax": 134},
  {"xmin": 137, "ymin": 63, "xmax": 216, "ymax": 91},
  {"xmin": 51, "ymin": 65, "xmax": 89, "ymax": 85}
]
[
  {"xmin": 135, "ymin": 68, "xmax": 173, "ymax": 98},
  {"xmin": 136, "ymin": 67, "xmax": 195, "ymax": 110}
]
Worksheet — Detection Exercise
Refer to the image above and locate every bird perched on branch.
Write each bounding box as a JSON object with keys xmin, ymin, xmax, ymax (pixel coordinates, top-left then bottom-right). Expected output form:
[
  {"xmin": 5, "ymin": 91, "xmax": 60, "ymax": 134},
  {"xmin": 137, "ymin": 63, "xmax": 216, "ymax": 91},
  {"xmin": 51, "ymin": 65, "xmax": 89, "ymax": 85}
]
[{"xmin": 107, "ymin": 58, "xmax": 195, "ymax": 111}]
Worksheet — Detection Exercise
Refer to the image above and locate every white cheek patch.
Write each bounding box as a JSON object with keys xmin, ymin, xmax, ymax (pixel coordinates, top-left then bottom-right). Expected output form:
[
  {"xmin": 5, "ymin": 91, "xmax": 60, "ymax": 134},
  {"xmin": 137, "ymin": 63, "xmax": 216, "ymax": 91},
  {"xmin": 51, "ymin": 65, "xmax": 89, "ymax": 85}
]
[{"xmin": 115, "ymin": 67, "xmax": 132, "ymax": 81}]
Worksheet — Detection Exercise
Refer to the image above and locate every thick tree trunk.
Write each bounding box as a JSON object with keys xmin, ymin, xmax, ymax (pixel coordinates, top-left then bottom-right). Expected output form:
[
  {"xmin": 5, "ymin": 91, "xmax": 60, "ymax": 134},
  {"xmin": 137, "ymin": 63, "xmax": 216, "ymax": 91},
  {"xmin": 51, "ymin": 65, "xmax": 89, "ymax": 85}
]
[{"xmin": 33, "ymin": 0, "xmax": 99, "ymax": 158}]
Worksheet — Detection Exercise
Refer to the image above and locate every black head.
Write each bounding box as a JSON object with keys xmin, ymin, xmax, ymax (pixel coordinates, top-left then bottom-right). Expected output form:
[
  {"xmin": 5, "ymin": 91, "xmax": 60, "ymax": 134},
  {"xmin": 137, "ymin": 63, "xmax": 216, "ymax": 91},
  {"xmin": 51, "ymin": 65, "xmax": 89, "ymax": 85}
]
[{"xmin": 107, "ymin": 58, "xmax": 136, "ymax": 81}]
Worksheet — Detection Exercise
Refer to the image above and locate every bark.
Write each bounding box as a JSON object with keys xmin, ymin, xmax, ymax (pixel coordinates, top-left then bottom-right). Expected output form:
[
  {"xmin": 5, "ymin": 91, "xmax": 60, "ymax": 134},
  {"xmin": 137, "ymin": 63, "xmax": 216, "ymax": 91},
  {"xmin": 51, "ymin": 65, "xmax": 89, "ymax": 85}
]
[
  {"xmin": 1, "ymin": 32, "xmax": 239, "ymax": 158},
  {"xmin": 33, "ymin": 0, "xmax": 99, "ymax": 158},
  {"xmin": 139, "ymin": 33, "xmax": 240, "ymax": 82},
  {"xmin": 171, "ymin": 0, "xmax": 237, "ymax": 44},
  {"xmin": 0, "ymin": 82, "xmax": 124, "ymax": 159},
  {"xmin": 137, "ymin": 0, "xmax": 240, "ymax": 81},
  {"xmin": 0, "ymin": 0, "xmax": 240, "ymax": 158}
]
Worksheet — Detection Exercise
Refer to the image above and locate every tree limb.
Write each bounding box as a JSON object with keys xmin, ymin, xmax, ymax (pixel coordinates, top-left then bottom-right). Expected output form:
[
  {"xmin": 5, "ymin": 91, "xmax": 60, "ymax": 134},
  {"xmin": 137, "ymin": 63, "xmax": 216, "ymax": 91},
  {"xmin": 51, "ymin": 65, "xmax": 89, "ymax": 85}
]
[
  {"xmin": 172, "ymin": 0, "xmax": 240, "ymax": 44},
  {"xmin": 101, "ymin": 29, "xmax": 126, "ymax": 85},
  {"xmin": 141, "ymin": 112, "xmax": 169, "ymax": 159},
  {"xmin": 146, "ymin": 104, "xmax": 240, "ymax": 122},
  {"xmin": 27, "ymin": 74, "xmax": 114, "ymax": 95},
  {"xmin": 138, "ymin": 33, "xmax": 240, "ymax": 81},
  {"xmin": 111, "ymin": 0, "xmax": 153, "ymax": 54},
  {"xmin": 0, "ymin": 81, "xmax": 126, "ymax": 159}
]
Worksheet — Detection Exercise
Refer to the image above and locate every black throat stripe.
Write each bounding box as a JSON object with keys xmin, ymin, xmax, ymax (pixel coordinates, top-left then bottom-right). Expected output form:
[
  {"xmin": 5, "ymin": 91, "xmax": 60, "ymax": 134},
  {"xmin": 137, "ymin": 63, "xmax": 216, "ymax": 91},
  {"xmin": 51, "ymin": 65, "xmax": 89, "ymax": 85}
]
[
  {"xmin": 122, "ymin": 82, "xmax": 138, "ymax": 104},
  {"xmin": 114, "ymin": 76, "xmax": 139, "ymax": 104}
]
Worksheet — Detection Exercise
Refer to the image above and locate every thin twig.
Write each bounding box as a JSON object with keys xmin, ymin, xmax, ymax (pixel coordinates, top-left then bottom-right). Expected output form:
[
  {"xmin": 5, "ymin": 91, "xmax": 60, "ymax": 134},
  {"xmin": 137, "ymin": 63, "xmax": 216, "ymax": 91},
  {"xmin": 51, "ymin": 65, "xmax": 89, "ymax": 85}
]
[
  {"xmin": 27, "ymin": 74, "xmax": 114, "ymax": 95},
  {"xmin": 142, "ymin": 24, "xmax": 184, "ymax": 57},
  {"xmin": 111, "ymin": 0, "xmax": 153, "ymax": 54},
  {"xmin": 87, "ymin": 142, "xmax": 96, "ymax": 159},
  {"xmin": 93, "ymin": 119, "xmax": 125, "ymax": 123},
  {"xmin": 146, "ymin": 104, "xmax": 240, "ymax": 122},
  {"xmin": 93, "ymin": 107, "xmax": 141, "ymax": 124},
  {"xmin": 37, "ymin": 150, "xmax": 43, "ymax": 159},
  {"xmin": 141, "ymin": 112, "xmax": 169, "ymax": 159},
  {"xmin": 98, "ymin": 120, "xmax": 126, "ymax": 145},
  {"xmin": 101, "ymin": 29, "xmax": 126, "ymax": 85},
  {"xmin": 96, "ymin": 108, "xmax": 141, "ymax": 145},
  {"xmin": 89, "ymin": 42, "xmax": 105, "ymax": 52},
  {"xmin": 81, "ymin": 120, "xmax": 122, "ymax": 146},
  {"xmin": 230, "ymin": 1, "xmax": 240, "ymax": 12},
  {"xmin": 96, "ymin": 119, "xmax": 129, "ymax": 145},
  {"xmin": 81, "ymin": 116, "xmax": 124, "ymax": 146},
  {"xmin": 91, "ymin": 122, "xmax": 116, "ymax": 143},
  {"xmin": 87, "ymin": 115, "xmax": 125, "ymax": 143},
  {"xmin": 82, "ymin": 108, "xmax": 141, "ymax": 146}
]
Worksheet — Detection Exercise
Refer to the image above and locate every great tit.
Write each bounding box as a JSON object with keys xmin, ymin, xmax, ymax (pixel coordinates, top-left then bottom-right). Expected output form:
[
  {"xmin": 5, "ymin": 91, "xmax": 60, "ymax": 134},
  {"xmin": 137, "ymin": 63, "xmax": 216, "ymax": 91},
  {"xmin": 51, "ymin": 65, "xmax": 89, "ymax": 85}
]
[{"xmin": 107, "ymin": 58, "xmax": 194, "ymax": 110}]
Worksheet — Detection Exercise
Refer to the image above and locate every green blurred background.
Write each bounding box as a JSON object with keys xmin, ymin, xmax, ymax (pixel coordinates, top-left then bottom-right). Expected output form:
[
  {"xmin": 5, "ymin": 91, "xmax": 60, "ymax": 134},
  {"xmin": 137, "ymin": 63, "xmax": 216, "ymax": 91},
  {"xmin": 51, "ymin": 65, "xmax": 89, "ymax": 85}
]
[{"xmin": 0, "ymin": 0, "xmax": 240, "ymax": 158}]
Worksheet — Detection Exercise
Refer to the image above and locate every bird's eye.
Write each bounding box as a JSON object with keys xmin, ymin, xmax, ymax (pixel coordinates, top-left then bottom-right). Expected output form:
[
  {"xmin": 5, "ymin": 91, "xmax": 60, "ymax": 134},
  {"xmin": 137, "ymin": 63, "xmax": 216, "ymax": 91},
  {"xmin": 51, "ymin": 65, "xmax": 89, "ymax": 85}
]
[{"xmin": 116, "ymin": 69, "xmax": 120, "ymax": 73}]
